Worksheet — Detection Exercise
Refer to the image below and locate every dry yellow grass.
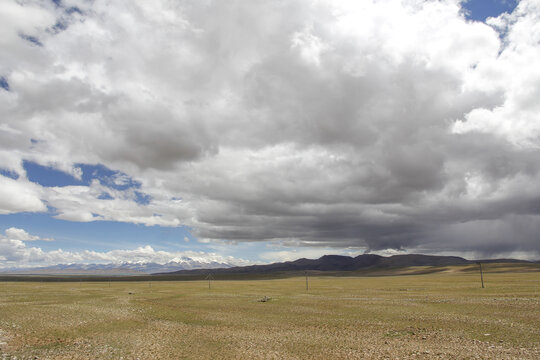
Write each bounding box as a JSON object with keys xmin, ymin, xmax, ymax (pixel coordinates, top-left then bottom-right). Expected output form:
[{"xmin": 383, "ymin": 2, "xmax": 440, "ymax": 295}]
[{"xmin": 0, "ymin": 270, "xmax": 539, "ymax": 359}]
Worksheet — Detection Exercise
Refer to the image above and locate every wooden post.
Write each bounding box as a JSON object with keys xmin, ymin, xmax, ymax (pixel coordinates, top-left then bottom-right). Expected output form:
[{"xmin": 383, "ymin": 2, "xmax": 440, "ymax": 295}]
[
  {"xmin": 478, "ymin": 262, "xmax": 484, "ymax": 288},
  {"xmin": 206, "ymin": 273, "xmax": 213, "ymax": 290}
]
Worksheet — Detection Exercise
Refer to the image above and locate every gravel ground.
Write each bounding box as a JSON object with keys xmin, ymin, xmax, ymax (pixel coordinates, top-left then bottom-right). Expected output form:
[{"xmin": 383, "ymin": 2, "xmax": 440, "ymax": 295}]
[{"xmin": 0, "ymin": 271, "xmax": 538, "ymax": 359}]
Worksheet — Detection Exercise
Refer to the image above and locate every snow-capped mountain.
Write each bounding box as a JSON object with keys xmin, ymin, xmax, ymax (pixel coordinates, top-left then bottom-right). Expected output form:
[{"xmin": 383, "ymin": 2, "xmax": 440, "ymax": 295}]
[{"xmin": 0, "ymin": 259, "xmax": 234, "ymax": 275}]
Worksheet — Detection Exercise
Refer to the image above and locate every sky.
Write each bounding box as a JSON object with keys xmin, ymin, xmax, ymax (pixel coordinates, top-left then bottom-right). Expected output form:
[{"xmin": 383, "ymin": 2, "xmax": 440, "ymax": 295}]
[{"xmin": 1, "ymin": 0, "xmax": 539, "ymax": 268}]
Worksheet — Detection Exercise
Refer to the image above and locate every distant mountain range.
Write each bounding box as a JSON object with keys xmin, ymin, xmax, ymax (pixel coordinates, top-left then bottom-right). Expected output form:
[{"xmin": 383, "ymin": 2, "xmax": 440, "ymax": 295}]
[
  {"xmin": 1, "ymin": 254, "xmax": 535, "ymax": 277},
  {"xmin": 156, "ymin": 254, "xmax": 534, "ymax": 276},
  {"xmin": 0, "ymin": 259, "xmax": 235, "ymax": 275}
]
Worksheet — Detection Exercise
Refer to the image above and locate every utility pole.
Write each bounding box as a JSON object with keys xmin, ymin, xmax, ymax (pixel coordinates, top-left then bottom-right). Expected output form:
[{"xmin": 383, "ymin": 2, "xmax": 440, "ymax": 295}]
[
  {"xmin": 477, "ymin": 262, "xmax": 484, "ymax": 288},
  {"xmin": 205, "ymin": 273, "xmax": 214, "ymax": 289}
]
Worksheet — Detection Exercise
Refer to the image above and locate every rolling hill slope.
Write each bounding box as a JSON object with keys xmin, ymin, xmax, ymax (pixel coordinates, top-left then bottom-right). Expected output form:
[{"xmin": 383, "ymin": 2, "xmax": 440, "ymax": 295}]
[{"xmin": 156, "ymin": 254, "xmax": 497, "ymax": 275}]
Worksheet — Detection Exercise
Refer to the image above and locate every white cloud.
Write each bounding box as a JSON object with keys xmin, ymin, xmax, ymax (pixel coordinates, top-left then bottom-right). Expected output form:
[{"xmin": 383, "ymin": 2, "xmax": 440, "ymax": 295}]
[
  {"xmin": 454, "ymin": 0, "xmax": 540, "ymax": 147},
  {"xmin": 4, "ymin": 227, "xmax": 54, "ymax": 241},
  {"xmin": 0, "ymin": 176, "xmax": 46, "ymax": 214},
  {"xmin": 0, "ymin": 0, "xmax": 57, "ymax": 74},
  {"xmin": 0, "ymin": 227, "xmax": 250, "ymax": 268},
  {"xmin": 41, "ymin": 181, "xmax": 189, "ymax": 226},
  {"xmin": 0, "ymin": 0, "xmax": 539, "ymax": 257}
]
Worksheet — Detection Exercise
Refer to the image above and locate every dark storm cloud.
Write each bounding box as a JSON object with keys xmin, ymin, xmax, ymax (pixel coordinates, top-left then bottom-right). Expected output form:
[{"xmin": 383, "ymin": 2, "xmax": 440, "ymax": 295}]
[{"xmin": 1, "ymin": 0, "xmax": 540, "ymax": 258}]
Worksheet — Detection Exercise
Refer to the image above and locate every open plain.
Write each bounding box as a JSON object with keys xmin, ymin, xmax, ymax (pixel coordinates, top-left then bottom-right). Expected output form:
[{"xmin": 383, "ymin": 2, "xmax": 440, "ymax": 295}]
[{"xmin": 0, "ymin": 266, "xmax": 539, "ymax": 359}]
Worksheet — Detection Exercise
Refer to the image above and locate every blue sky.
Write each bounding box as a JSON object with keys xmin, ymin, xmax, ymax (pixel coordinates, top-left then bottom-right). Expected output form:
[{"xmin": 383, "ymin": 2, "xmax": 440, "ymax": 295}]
[
  {"xmin": 1, "ymin": 0, "xmax": 539, "ymax": 268},
  {"xmin": 1, "ymin": 162, "xmax": 333, "ymax": 263},
  {"xmin": 1, "ymin": 162, "xmax": 252, "ymax": 258},
  {"xmin": 463, "ymin": 0, "xmax": 518, "ymax": 21},
  {"xmin": 23, "ymin": 161, "xmax": 151, "ymax": 203},
  {"xmin": 0, "ymin": 160, "xmax": 376, "ymax": 265},
  {"xmin": 0, "ymin": 213, "xmax": 192, "ymax": 252}
]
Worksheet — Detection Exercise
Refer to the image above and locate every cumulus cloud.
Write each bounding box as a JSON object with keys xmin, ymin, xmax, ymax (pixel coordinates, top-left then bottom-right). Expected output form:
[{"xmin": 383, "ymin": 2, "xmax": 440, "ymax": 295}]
[
  {"xmin": 41, "ymin": 180, "xmax": 190, "ymax": 226},
  {"xmin": 0, "ymin": 0, "xmax": 540, "ymax": 259},
  {"xmin": 453, "ymin": 0, "xmax": 540, "ymax": 147},
  {"xmin": 0, "ymin": 176, "xmax": 46, "ymax": 214},
  {"xmin": 0, "ymin": 228, "xmax": 250, "ymax": 268},
  {"xmin": 4, "ymin": 227, "xmax": 54, "ymax": 242}
]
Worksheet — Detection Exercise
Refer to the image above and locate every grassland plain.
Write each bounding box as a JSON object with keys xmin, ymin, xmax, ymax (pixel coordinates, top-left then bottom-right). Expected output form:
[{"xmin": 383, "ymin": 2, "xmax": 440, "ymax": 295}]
[{"xmin": 0, "ymin": 266, "xmax": 539, "ymax": 359}]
